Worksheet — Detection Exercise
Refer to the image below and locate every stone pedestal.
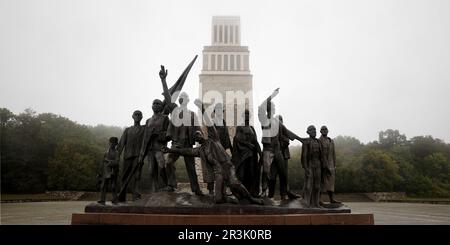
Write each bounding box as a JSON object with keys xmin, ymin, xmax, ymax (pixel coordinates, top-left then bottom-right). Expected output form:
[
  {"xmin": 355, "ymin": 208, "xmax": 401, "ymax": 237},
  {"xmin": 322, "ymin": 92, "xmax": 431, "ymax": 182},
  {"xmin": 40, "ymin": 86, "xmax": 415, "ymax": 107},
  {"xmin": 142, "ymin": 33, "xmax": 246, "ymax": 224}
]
[
  {"xmin": 71, "ymin": 192, "xmax": 373, "ymax": 225},
  {"xmin": 72, "ymin": 212, "xmax": 373, "ymax": 225}
]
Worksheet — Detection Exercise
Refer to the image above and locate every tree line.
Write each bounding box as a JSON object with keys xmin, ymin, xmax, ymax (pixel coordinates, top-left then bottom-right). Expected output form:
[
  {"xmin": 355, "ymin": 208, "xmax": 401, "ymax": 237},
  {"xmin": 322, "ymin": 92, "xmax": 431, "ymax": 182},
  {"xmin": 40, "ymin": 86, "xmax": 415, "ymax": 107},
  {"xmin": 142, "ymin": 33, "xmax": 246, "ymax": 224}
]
[
  {"xmin": 289, "ymin": 130, "xmax": 450, "ymax": 197},
  {"xmin": 1, "ymin": 108, "xmax": 449, "ymax": 197}
]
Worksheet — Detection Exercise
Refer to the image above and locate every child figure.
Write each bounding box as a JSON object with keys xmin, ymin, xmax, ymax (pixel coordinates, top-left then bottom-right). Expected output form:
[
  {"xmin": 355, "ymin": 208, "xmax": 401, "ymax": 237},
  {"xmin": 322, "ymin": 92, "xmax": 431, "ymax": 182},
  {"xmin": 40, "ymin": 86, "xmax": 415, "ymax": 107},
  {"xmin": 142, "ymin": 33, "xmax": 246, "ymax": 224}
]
[{"xmin": 98, "ymin": 137, "xmax": 119, "ymax": 205}]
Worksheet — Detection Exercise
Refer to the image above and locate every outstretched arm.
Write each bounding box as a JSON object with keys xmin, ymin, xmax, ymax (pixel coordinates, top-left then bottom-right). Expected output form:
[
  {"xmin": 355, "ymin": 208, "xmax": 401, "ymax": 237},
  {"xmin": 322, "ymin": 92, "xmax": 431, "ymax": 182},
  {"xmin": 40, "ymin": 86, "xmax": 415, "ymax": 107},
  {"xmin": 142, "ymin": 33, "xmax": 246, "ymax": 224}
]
[
  {"xmin": 259, "ymin": 88, "xmax": 279, "ymax": 108},
  {"xmin": 258, "ymin": 88, "xmax": 279, "ymax": 125},
  {"xmin": 281, "ymin": 123, "xmax": 308, "ymax": 143},
  {"xmin": 162, "ymin": 146, "xmax": 200, "ymax": 157}
]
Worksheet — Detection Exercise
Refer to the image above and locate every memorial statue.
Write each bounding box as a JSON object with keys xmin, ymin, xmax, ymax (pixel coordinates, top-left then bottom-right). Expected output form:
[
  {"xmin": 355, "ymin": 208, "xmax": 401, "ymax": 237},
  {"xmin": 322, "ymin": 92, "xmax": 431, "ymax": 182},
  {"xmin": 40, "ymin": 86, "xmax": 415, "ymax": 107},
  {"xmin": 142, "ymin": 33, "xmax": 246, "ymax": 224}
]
[
  {"xmin": 232, "ymin": 109, "xmax": 262, "ymax": 197},
  {"xmin": 118, "ymin": 56, "xmax": 197, "ymax": 198},
  {"xmin": 196, "ymin": 102, "xmax": 232, "ymax": 196},
  {"xmin": 212, "ymin": 103, "xmax": 233, "ymax": 152},
  {"xmin": 258, "ymin": 88, "xmax": 304, "ymax": 200},
  {"xmin": 319, "ymin": 126, "xmax": 340, "ymax": 204},
  {"xmin": 268, "ymin": 115, "xmax": 301, "ymax": 200},
  {"xmin": 162, "ymin": 98, "xmax": 263, "ymax": 205},
  {"xmin": 301, "ymin": 125, "xmax": 325, "ymax": 208},
  {"xmin": 117, "ymin": 110, "xmax": 145, "ymax": 202},
  {"xmin": 98, "ymin": 137, "xmax": 120, "ymax": 205},
  {"xmin": 163, "ymin": 129, "xmax": 263, "ymax": 205},
  {"xmin": 165, "ymin": 92, "xmax": 203, "ymax": 195},
  {"xmin": 138, "ymin": 67, "xmax": 174, "ymax": 191}
]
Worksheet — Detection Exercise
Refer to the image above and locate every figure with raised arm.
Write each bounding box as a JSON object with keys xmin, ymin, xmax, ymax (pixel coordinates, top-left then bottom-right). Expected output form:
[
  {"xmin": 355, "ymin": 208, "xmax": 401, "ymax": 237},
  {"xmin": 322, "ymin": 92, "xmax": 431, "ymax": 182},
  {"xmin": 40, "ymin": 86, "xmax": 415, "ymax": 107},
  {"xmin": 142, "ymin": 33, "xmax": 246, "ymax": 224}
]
[
  {"xmin": 138, "ymin": 66, "xmax": 175, "ymax": 191},
  {"xmin": 162, "ymin": 99, "xmax": 263, "ymax": 205},
  {"xmin": 268, "ymin": 115, "xmax": 302, "ymax": 200},
  {"xmin": 258, "ymin": 88, "xmax": 305, "ymax": 200}
]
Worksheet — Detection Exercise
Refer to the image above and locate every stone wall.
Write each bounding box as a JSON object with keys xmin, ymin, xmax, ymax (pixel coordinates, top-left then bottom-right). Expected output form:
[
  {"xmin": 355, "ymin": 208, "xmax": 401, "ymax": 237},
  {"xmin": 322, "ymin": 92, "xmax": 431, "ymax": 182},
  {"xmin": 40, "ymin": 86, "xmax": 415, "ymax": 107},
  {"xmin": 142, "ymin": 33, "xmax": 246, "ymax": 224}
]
[{"xmin": 365, "ymin": 192, "xmax": 406, "ymax": 202}]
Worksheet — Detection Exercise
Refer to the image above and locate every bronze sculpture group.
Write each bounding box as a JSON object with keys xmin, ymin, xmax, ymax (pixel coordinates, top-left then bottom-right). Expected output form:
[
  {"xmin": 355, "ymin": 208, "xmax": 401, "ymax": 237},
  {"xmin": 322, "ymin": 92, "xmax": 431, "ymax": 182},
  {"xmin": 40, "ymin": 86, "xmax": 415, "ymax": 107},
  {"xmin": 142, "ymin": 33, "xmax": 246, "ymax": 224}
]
[{"xmin": 97, "ymin": 56, "xmax": 340, "ymax": 208}]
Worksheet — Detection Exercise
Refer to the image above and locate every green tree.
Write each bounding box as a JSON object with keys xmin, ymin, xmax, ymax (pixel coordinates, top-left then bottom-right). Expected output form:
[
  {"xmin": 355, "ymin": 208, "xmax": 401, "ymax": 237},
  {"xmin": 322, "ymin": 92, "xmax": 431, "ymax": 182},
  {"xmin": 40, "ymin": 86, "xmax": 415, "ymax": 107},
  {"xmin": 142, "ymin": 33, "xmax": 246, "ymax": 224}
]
[
  {"xmin": 1, "ymin": 109, "xmax": 48, "ymax": 192},
  {"xmin": 405, "ymin": 174, "xmax": 433, "ymax": 197},
  {"xmin": 410, "ymin": 136, "xmax": 449, "ymax": 160},
  {"xmin": 422, "ymin": 153, "xmax": 449, "ymax": 182},
  {"xmin": 359, "ymin": 149, "xmax": 402, "ymax": 192},
  {"xmin": 47, "ymin": 139, "xmax": 102, "ymax": 191},
  {"xmin": 334, "ymin": 135, "xmax": 363, "ymax": 168},
  {"xmin": 378, "ymin": 129, "xmax": 407, "ymax": 148}
]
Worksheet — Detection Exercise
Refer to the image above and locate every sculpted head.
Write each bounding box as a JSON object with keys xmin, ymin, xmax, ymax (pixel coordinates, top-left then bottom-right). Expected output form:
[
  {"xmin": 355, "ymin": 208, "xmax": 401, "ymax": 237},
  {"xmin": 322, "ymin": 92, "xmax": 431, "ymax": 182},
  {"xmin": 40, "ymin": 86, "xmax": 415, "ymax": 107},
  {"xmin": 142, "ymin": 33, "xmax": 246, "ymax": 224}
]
[
  {"xmin": 307, "ymin": 125, "xmax": 317, "ymax": 138},
  {"xmin": 109, "ymin": 137, "xmax": 119, "ymax": 148},
  {"xmin": 194, "ymin": 130, "xmax": 205, "ymax": 144},
  {"xmin": 320, "ymin": 125, "xmax": 328, "ymax": 137},
  {"xmin": 152, "ymin": 99, "xmax": 164, "ymax": 113},
  {"xmin": 132, "ymin": 110, "xmax": 143, "ymax": 124}
]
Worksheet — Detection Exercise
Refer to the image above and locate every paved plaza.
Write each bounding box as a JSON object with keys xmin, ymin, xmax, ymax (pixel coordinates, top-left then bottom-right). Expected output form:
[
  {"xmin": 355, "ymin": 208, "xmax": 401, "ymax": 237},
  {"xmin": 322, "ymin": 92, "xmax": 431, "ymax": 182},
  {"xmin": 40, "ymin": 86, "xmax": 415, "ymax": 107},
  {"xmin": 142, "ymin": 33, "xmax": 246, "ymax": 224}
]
[{"xmin": 1, "ymin": 201, "xmax": 449, "ymax": 225}]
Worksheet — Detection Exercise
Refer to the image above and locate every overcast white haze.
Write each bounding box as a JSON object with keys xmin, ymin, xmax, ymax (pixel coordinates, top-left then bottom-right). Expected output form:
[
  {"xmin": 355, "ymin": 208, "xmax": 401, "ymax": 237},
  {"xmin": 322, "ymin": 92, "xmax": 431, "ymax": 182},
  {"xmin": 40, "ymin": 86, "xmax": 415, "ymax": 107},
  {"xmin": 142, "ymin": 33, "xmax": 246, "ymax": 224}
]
[{"xmin": 1, "ymin": 0, "xmax": 450, "ymax": 144}]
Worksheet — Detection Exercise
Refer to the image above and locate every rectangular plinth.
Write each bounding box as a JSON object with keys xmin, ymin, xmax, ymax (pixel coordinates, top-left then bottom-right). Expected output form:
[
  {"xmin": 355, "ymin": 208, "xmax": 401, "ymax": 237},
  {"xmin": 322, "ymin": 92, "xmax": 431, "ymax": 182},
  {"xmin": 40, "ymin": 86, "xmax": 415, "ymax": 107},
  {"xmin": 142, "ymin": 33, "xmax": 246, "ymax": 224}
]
[{"xmin": 72, "ymin": 213, "xmax": 374, "ymax": 225}]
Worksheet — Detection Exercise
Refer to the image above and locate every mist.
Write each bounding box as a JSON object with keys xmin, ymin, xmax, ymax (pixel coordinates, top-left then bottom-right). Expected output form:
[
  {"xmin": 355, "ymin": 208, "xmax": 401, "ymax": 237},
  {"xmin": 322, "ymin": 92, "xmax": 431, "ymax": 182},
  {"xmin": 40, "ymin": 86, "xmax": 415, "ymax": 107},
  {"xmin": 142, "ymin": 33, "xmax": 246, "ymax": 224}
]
[{"xmin": 1, "ymin": 0, "xmax": 449, "ymax": 143}]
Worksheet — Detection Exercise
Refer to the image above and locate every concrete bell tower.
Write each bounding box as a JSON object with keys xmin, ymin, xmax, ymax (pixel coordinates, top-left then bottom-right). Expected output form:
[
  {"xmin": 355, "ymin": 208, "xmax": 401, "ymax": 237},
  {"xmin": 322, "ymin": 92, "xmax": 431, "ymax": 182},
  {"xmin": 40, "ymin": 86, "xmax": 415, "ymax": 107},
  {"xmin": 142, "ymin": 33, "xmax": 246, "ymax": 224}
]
[{"xmin": 199, "ymin": 16, "xmax": 254, "ymax": 137}]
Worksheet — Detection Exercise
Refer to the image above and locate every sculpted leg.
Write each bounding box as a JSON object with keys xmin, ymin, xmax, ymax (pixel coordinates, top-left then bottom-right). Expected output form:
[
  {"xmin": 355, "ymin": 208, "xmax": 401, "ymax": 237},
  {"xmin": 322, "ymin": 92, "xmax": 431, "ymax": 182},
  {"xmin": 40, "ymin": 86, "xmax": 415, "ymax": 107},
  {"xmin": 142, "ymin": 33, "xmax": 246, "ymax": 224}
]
[
  {"xmin": 132, "ymin": 157, "xmax": 143, "ymax": 200},
  {"xmin": 98, "ymin": 178, "xmax": 108, "ymax": 204},
  {"xmin": 268, "ymin": 161, "xmax": 278, "ymax": 198},
  {"xmin": 154, "ymin": 151, "xmax": 169, "ymax": 190},
  {"xmin": 184, "ymin": 155, "xmax": 202, "ymax": 195},
  {"xmin": 261, "ymin": 151, "xmax": 274, "ymax": 196},
  {"xmin": 165, "ymin": 153, "xmax": 179, "ymax": 190},
  {"xmin": 111, "ymin": 176, "xmax": 118, "ymax": 204}
]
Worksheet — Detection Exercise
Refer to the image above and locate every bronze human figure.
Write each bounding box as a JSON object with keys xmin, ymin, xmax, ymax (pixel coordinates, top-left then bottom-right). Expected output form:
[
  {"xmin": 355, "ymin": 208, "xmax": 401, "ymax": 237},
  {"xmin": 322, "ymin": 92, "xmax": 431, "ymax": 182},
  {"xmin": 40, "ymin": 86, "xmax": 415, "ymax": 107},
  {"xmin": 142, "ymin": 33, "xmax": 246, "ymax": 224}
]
[
  {"xmin": 212, "ymin": 103, "xmax": 233, "ymax": 152},
  {"xmin": 319, "ymin": 126, "xmax": 340, "ymax": 204},
  {"xmin": 138, "ymin": 67, "xmax": 174, "ymax": 191},
  {"xmin": 165, "ymin": 92, "xmax": 203, "ymax": 195},
  {"xmin": 138, "ymin": 99, "xmax": 170, "ymax": 191},
  {"xmin": 232, "ymin": 109, "xmax": 262, "ymax": 197},
  {"xmin": 119, "ymin": 58, "xmax": 196, "ymax": 197},
  {"xmin": 98, "ymin": 137, "xmax": 120, "ymax": 205},
  {"xmin": 163, "ymin": 120, "xmax": 262, "ymax": 204},
  {"xmin": 258, "ymin": 88, "xmax": 304, "ymax": 200},
  {"xmin": 301, "ymin": 125, "xmax": 325, "ymax": 208},
  {"xmin": 117, "ymin": 110, "xmax": 145, "ymax": 202},
  {"xmin": 268, "ymin": 115, "xmax": 302, "ymax": 199},
  {"xmin": 195, "ymin": 102, "xmax": 232, "ymax": 196},
  {"xmin": 208, "ymin": 103, "xmax": 232, "ymax": 195}
]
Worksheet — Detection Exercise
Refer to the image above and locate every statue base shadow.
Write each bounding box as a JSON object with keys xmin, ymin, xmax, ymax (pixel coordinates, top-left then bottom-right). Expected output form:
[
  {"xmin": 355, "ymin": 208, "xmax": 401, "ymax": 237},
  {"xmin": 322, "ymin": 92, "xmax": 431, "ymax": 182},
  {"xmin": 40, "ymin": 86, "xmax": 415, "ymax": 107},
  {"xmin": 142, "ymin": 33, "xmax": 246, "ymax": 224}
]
[{"xmin": 72, "ymin": 192, "xmax": 374, "ymax": 225}]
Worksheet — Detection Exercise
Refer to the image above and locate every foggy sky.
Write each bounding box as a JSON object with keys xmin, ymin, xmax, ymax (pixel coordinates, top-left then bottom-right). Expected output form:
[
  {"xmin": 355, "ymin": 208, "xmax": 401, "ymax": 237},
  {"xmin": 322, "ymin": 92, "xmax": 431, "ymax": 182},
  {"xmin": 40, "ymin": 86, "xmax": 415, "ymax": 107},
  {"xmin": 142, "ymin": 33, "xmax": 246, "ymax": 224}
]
[{"xmin": 1, "ymin": 0, "xmax": 450, "ymax": 144}]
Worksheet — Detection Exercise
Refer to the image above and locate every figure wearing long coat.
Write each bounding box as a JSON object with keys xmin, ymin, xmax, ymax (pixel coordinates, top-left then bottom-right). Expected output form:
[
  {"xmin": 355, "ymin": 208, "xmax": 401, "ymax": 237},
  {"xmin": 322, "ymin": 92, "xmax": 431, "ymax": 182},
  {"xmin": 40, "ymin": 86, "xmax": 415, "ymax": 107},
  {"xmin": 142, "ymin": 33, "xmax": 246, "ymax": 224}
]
[
  {"xmin": 140, "ymin": 113, "xmax": 170, "ymax": 191},
  {"xmin": 118, "ymin": 124, "xmax": 145, "ymax": 200},
  {"xmin": 301, "ymin": 138, "xmax": 325, "ymax": 208},
  {"xmin": 99, "ymin": 148, "xmax": 119, "ymax": 203},
  {"xmin": 319, "ymin": 135, "xmax": 336, "ymax": 192},
  {"xmin": 232, "ymin": 125, "xmax": 261, "ymax": 197}
]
